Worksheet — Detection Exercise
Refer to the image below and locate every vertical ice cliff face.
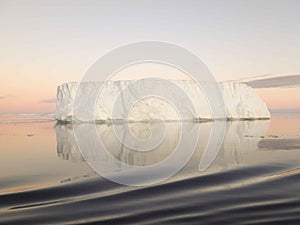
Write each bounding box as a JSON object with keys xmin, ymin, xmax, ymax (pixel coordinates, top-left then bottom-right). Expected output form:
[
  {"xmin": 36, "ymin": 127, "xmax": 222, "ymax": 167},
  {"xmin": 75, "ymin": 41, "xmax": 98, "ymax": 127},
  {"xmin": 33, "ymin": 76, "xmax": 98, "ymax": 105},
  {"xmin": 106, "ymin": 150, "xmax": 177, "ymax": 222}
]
[
  {"xmin": 219, "ymin": 82, "xmax": 270, "ymax": 119},
  {"xmin": 54, "ymin": 80, "xmax": 270, "ymax": 122}
]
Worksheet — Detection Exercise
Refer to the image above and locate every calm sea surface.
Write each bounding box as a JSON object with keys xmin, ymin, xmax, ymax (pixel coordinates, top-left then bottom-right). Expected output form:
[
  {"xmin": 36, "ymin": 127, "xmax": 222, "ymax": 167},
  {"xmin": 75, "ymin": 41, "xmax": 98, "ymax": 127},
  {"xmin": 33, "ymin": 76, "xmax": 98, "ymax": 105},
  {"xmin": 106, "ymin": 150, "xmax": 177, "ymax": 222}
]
[{"xmin": 1, "ymin": 113, "xmax": 300, "ymax": 225}]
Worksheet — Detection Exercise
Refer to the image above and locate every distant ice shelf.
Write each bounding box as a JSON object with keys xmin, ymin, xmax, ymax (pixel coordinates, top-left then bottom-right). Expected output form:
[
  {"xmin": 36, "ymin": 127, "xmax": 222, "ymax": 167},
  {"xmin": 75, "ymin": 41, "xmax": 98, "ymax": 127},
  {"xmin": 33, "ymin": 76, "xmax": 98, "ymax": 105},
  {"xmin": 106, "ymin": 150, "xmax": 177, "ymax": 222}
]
[{"xmin": 54, "ymin": 80, "xmax": 270, "ymax": 122}]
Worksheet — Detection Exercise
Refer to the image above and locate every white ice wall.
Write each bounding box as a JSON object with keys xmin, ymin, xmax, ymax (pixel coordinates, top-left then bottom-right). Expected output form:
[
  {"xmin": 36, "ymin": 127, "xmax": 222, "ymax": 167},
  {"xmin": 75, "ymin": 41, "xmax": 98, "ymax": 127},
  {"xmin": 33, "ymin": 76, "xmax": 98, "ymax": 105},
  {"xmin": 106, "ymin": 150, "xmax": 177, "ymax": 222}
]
[{"xmin": 54, "ymin": 80, "xmax": 270, "ymax": 122}]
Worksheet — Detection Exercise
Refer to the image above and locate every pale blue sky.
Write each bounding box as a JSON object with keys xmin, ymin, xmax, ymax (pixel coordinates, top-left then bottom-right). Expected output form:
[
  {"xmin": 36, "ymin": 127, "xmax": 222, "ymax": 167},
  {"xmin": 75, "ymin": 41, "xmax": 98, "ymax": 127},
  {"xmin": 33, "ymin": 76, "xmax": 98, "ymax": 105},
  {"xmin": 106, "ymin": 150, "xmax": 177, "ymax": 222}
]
[{"xmin": 0, "ymin": 0, "xmax": 299, "ymax": 112}]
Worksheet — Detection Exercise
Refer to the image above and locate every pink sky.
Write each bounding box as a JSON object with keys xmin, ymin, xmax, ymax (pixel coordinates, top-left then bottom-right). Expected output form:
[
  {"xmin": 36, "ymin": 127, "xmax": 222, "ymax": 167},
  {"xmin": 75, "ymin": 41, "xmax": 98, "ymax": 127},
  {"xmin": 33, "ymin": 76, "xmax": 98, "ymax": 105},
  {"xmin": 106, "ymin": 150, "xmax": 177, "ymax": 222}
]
[
  {"xmin": 0, "ymin": 1, "xmax": 299, "ymax": 113},
  {"xmin": 256, "ymin": 87, "xmax": 300, "ymax": 111}
]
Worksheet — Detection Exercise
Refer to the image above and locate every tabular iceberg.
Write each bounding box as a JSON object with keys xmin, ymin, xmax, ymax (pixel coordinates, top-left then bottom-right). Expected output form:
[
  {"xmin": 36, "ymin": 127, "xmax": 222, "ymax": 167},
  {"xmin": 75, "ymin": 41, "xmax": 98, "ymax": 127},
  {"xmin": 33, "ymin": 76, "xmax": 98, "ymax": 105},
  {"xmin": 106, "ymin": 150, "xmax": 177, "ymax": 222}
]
[{"xmin": 54, "ymin": 80, "xmax": 270, "ymax": 122}]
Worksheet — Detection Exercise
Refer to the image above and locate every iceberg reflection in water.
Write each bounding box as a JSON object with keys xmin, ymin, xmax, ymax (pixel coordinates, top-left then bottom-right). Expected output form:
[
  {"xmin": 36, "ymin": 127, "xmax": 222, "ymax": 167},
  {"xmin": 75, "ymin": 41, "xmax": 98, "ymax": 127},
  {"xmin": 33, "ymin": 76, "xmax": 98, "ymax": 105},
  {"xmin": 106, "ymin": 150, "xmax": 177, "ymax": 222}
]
[
  {"xmin": 4, "ymin": 114, "xmax": 300, "ymax": 225},
  {"xmin": 56, "ymin": 120, "xmax": 270, "ymax": 182}
]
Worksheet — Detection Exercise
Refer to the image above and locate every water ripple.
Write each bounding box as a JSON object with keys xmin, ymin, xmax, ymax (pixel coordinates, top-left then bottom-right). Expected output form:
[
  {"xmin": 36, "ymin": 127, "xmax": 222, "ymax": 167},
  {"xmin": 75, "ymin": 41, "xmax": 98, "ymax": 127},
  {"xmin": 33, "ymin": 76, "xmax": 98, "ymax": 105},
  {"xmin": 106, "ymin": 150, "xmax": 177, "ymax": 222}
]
[{"xmin": 1, "ymin": 164, "xmax": 300, "ymax": 225}]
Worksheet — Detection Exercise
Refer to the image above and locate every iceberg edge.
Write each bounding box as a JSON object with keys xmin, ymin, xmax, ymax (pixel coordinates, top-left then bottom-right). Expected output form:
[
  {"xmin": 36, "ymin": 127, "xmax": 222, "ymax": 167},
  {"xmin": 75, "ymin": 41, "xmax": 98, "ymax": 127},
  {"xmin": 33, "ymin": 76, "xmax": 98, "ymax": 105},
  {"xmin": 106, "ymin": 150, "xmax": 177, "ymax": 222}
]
[{"xmin": 54, "ymin": 80, "xmax": 271, "ymax": 123}]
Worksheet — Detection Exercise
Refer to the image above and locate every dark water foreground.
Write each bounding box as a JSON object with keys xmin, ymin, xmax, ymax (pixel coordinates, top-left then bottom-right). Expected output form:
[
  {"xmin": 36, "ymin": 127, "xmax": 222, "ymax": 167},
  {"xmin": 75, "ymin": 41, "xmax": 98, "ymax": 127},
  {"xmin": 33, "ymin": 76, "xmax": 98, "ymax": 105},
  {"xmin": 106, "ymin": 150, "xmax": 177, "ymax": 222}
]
[{"xmin": 0, "ymin": 113, "xmax": 300, "ymax": 225}]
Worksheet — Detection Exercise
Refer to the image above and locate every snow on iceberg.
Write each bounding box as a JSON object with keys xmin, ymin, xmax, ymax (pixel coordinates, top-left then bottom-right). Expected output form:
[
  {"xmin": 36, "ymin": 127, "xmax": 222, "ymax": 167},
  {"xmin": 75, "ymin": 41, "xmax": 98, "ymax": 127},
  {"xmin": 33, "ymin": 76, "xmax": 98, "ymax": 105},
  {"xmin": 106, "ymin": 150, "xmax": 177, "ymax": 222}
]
[{"xmin": 54, "ymin": 80, "xmax": 270, "ymax": 122}]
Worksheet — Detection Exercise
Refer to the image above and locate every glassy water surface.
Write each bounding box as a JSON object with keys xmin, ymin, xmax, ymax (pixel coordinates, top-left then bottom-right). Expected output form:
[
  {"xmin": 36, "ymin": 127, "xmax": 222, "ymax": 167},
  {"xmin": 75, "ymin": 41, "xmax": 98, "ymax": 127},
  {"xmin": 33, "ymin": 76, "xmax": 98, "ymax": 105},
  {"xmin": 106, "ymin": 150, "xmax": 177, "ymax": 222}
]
[{"xmin": 0, "ymin": 113, "xmax": 300, "ymax": 224}]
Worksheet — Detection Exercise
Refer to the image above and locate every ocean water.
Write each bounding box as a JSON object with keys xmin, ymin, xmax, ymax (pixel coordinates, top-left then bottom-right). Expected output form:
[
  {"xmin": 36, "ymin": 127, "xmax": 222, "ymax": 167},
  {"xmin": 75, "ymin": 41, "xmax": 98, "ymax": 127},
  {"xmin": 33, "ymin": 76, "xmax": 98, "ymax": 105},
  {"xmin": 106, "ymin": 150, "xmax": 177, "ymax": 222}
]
[{"xmin": 0, "ymin": 113, "xmax": 300, "ymax": 224}]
